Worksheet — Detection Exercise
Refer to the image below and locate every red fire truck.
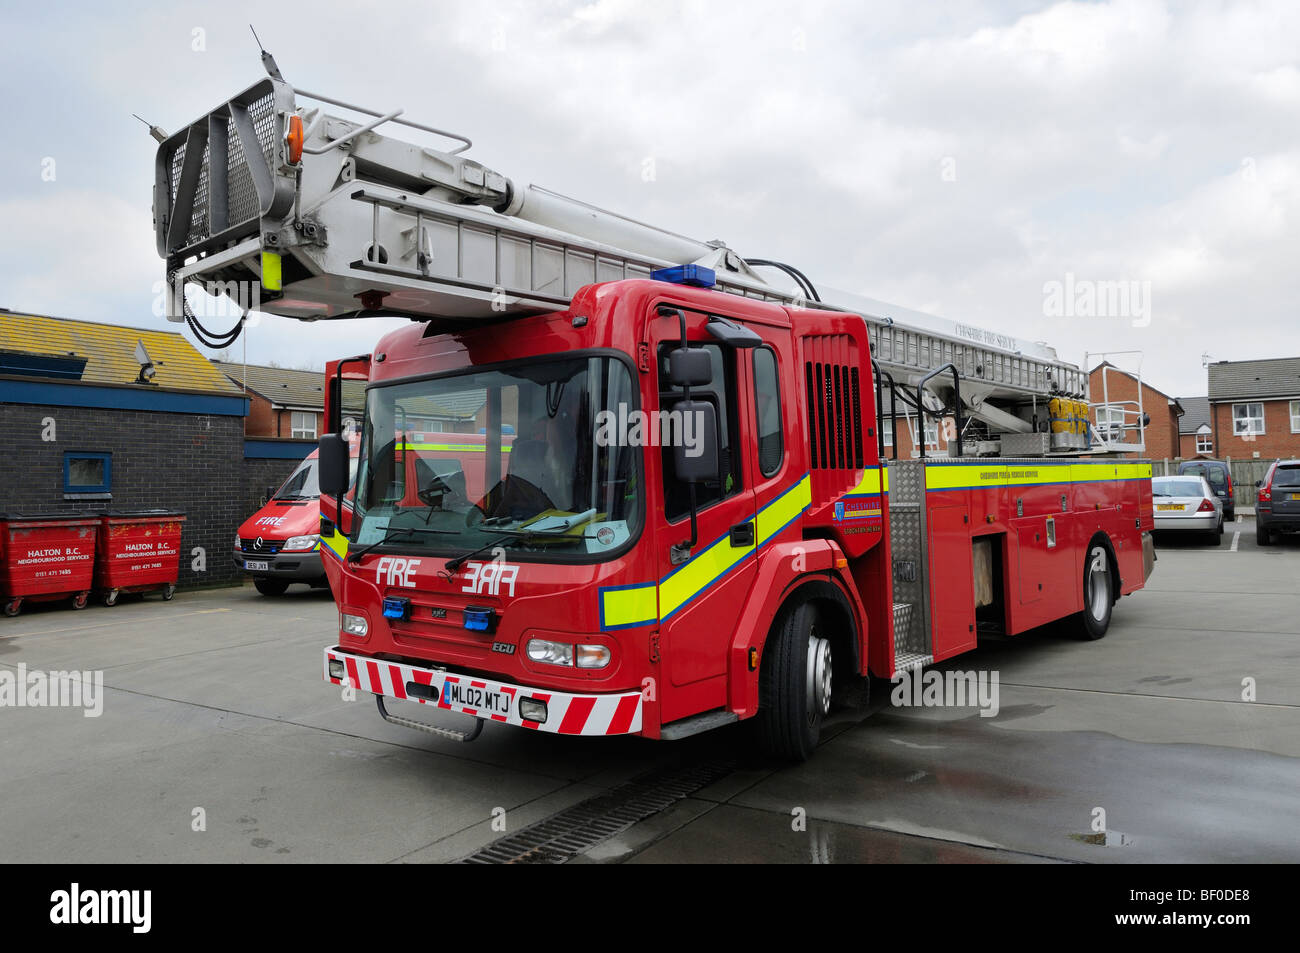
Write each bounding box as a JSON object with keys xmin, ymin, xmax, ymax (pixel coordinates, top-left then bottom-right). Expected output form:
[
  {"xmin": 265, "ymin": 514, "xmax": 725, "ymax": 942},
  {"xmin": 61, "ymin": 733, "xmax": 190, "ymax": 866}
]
[{"xmin": 153, "ymin": 64, "xmax": 1155, "ymax": 758}]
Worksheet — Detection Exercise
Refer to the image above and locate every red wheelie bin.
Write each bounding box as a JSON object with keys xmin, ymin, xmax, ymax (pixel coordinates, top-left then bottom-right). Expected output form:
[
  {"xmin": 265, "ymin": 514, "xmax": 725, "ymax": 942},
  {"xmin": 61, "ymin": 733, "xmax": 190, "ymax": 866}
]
[
  {"xmin": 0, "ymin": 513, "xmax": 100, "ymax": 616},
  {"xmin": 93, "ymin": 510, "xmax": 186, "ymax": 606}
]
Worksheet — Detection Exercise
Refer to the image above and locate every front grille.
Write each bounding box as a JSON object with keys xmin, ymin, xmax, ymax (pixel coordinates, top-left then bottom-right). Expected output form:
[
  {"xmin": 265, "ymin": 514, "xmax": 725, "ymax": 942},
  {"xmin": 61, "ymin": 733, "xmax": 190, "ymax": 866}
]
[{"xmin": 239, "ymin": 538, "xmax": 282, "ymax": 555}]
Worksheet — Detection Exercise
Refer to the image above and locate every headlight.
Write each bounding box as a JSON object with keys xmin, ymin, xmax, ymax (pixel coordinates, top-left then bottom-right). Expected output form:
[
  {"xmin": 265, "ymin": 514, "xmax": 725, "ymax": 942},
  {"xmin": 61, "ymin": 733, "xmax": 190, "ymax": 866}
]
[
  {"xmin": 526, "ymin": 639, "xmax": 573, "ymax": 666},
  {"xmin": 234, "ymin": 531, "xmax": 242, "ymax": 550},
  {"xmin": 283, "ymin": 534, "xmax": 319, "ymax": 552},
  {"xmin": 341, "ymin": 613, "xmax": 368, "ymax": 637}
]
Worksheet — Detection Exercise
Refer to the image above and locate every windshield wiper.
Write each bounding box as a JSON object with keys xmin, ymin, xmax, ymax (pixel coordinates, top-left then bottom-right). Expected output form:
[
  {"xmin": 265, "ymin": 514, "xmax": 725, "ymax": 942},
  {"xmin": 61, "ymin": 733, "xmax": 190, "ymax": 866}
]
[{"xmin": 347, "ymin": 525, "xmax": 458, "ymax": 562}]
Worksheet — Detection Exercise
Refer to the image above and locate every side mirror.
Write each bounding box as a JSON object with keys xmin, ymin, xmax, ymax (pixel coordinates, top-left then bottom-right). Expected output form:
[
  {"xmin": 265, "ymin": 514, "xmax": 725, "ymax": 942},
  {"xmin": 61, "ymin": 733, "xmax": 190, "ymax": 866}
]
[
  {"xmin": 669, "ymin": 347, "xmax": 712, "ymax": 388},
  {"xmin": 318, "ymin": 434, "xmax": 350, "ymax": 497},
  {"xmin": 1255, "ymin": 480, "xmax": 1262, "ymax": 488},
  {"xmin": 264, "ymin": 485, "xmax": 276, "ymax": 502},
  {"xmin": 673, "ymin": 400, "xmax": 718, "ymax": 484}
]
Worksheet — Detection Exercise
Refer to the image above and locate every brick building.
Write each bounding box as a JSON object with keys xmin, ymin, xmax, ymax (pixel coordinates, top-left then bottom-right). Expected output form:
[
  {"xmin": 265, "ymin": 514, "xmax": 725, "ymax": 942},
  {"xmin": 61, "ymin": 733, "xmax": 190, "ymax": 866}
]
[
  {"xmin": 0, "ymin": 310, "xmax": 250, "ymax": 588},
  {"xmin": 215, "ymin": 361, "xmax": 365, "ymax": 439},
  {"xmin": 1207, "ymin": 357, "xmax": 1300, "ymax": 461},
  {"xmin": 1088, "ymin": 363, "xmax": 1183, "ymax": 460}
]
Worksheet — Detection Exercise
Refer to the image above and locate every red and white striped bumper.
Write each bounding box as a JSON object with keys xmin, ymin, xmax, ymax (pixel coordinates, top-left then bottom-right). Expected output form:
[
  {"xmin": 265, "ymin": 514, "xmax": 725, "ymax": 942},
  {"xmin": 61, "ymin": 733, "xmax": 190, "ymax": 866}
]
[{"xmin": 323, "ymin": 646, "xmax": 644, "ymax": 736}]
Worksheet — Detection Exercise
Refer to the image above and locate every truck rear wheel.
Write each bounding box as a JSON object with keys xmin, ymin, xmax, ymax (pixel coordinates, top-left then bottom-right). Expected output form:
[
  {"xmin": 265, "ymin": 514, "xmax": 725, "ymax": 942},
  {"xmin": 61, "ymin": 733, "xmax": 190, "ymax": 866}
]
[
  {"xmin": 1071, "ymin": 542, "xmax": 1113, "ymax": 641},
  {"xmin": 757, "ymin": 603, "xmax": 832, "ymax": 761},
  {"xmin": 254, "ymin": 579, "xmax": 289, "ymax": 597}
]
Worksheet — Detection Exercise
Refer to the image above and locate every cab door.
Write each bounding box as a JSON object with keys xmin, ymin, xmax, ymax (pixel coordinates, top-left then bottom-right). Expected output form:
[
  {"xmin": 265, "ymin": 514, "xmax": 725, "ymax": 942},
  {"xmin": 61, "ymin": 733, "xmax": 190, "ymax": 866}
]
[{"xmin": 650, "ymin": 307, "xmax": 757, "ymax": 723}]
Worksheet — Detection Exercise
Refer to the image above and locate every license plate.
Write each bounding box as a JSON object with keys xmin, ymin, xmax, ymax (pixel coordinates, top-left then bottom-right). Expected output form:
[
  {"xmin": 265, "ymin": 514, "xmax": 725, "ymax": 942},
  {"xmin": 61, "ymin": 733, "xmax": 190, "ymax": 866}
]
[
  {"xmin": 1156, "ymin": 503, "xmax": 1184, "ymax": 511},
  {"xmin": 245, "ymin": 560, "xmax": 270, "ymax": 571},
  {"xmin": 443, "ymin": 679, "xmax": 512, "ymax": 716},
  {"xmin": 1291, "ymin": 494, "xmax": 1300, "ymax": 501}
]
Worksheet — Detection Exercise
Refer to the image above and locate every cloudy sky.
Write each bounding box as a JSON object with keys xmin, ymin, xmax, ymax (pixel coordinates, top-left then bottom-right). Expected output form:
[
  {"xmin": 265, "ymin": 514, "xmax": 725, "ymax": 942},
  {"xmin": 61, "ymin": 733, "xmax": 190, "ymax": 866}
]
[{"xmin": 2, "ymin": 0, "xmax": 1296, "ymax": 398}]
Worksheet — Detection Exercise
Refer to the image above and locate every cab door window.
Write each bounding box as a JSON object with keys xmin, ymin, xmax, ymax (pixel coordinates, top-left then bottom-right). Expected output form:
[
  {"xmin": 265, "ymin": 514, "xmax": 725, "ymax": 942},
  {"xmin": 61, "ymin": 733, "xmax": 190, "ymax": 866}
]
[
  {"xmin": 658, "ymin": 342, "xmax": 741, "ymax": 523},
  {"xmin": 753, "ymin": 347, "xmax": 784, "ymax": 477}
]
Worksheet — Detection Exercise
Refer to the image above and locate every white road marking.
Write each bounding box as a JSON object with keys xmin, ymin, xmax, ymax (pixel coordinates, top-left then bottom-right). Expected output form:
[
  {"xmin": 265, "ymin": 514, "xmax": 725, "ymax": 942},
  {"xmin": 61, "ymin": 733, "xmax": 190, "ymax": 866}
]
[{"xmin": 1230, "ymin": 531, "xmax": 1241, "ymax": 552}]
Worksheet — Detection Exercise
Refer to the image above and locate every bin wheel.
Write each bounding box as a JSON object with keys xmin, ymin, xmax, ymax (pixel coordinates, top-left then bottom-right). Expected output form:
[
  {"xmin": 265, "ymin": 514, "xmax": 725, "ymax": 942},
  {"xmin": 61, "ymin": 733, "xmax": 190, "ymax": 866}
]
[
  {"xmin": 162, "ymin": 583, "xmax": 176, "ymax": 601},
  {"xmin": 73, "ymin": 591, "xmax": 89, "ymax": 610},
  {"xmin": 104, "ymin": 589, "xmax": 120, "ymax": 607},
  {"xmin": 3, "ymin": 598, "xmax": 20, "ymax": 618}
]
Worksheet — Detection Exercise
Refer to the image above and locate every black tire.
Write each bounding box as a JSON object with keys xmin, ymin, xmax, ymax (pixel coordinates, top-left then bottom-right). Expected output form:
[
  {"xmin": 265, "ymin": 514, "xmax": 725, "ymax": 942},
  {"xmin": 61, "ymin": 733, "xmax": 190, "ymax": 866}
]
[
  {"xmin": 254, "ymin": 578, "xmax": 290, "ymax": 597},
  {"xmin": 1208, "ymin": 528, "xmax": 1222, "ymax": 546},
  {"xmin": 72, "ymin": 592, "xmax": 89, "ymax": 610},
  {"xmin": 1071, "ymin": 541, "xmax": 1113, "ymax": 640},
  {"xmin": 162, "ymin": 583, "xmax": 176, "ymax": 601},
  {"xmin": 3, "ymin": 598, "xmax": 19, "ymax": 618},
  {"xmin": 1256, "ymin": 522, "xmax": 1271, "ymax": 545},
  {"xmin": 103, "ymin": 589, "xmax": 119, "ymax": 607},
  {"xmin": 756, "ymin": 603, "xmax": 832, "ymax": 761}
]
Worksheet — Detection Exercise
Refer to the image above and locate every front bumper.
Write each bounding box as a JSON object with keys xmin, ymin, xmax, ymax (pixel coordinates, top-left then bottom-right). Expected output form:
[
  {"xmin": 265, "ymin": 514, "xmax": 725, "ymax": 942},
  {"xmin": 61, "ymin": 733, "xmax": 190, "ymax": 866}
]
[
  {"xmin": 233, "ymin": 548, "xmax": 324, "ymax": 580},
  {"xmin": 323, "ymin": 646, "xmax": 644, "ymax": 736}
]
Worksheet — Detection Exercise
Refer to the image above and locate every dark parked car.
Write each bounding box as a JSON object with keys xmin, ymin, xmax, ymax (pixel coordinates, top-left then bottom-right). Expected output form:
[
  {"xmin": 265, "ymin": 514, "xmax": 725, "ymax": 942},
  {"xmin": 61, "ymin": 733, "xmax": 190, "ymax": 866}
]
[
  {"xmin": 1256, "ymin": 459, "xmax": 1300, "ymax": 544},
  {"xmin": 1178, "ymin": 459, "xmax": 1234, "ymax": 521}
]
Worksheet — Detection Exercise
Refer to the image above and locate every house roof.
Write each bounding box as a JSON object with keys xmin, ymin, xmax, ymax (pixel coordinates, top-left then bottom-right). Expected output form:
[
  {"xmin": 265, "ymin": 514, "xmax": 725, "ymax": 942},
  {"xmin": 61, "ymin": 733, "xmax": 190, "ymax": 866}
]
[
  {"xmin": 214, "ymin": 361, "xmax": 365, "ymax": 412},
  {"xmin": 0, "ymin": 310, "xmax": 243, "ymax": 396},
  {"xmin": 1177, "ymin": 396, "xmax": 1212, "ymax": 434},
  {"xmin": 1208, "ymin": 357, "xmax": 1300, "ymax": 401}
]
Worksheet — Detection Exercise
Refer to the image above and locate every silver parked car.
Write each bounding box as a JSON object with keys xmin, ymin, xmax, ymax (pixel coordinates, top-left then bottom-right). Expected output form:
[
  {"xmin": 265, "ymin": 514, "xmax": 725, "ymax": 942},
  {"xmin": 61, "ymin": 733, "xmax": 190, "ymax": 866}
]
[{"xmin": 1151, "ymin": 475, "xmax": 1223, "ymax": 545}]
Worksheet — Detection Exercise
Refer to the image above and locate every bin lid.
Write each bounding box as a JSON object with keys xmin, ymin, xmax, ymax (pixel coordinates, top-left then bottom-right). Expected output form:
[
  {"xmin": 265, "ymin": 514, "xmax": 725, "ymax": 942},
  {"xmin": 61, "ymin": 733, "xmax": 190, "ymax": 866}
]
[
  {"xmin": 0, "ymin": 511, "xmax": 102, "ymax": 524},
  {"xmin": 89, "ymin": 509, "xmax": 188, "ymax": 519}
]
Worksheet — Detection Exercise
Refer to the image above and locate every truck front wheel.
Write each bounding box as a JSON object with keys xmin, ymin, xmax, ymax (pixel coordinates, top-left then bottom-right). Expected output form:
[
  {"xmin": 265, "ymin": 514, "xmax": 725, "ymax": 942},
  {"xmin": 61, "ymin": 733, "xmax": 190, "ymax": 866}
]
[
  {"xmin": 1072, "ymin": 542, "xmax": 1113, "ymax": 641},
  {"xmin": 757, "ymin": 603, "xmax": 832, "ymax": 761}
]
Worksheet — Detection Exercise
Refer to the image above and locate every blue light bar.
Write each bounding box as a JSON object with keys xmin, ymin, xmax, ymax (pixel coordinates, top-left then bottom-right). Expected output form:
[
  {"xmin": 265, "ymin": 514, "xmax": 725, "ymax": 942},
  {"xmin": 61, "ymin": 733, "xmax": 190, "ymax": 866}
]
[
  {"xmin": 382, "ymin": 597, "xmax": 411, "ymax": 621},
  {"xmin": 650, "ymin": 264, "xmax": 716, "ymax": 288}
]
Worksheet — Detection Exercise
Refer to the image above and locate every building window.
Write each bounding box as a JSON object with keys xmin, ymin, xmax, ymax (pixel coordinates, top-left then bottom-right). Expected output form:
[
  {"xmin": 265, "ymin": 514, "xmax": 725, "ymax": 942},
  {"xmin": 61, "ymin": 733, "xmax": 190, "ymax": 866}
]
[
  {"xmin": 291, "ymin": 411, "xmax": 318, "ymax": 439},
  {"xmin": 1291, "ymin": 400, "xmax": 1300, "ymax": 433},
  {"xmin": 881, "ymin": 417, "xmax": 893, "ymax": 448},
  {"xmin": 923, "ymin": 418, "xmax": 939, "ymax": 448},
  {"xmin": 1196, "ymin": 433, "xmax": 1213, "ymax": 454},
  {"xmin": 1232, "ymin": 402, "xmax": 1265, "ymax": 436},
  {"xmin": 64, "ymin": 452, "xmax": 111, "ymax": 494}
]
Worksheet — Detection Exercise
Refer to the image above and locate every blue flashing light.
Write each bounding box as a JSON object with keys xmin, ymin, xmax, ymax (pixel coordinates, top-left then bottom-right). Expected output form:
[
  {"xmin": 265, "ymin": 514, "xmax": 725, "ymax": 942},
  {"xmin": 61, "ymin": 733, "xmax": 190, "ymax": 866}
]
[
  {"xmin": 382, "ymin": 597, "xmax": 411, "ymax": 621},
  {"xmin": 463, "ymin": 607, "xmax": 496, "ymax": 633},
  {"xmin": 650, "ymin": 264, "xmax": 716, "ymax": 288}
]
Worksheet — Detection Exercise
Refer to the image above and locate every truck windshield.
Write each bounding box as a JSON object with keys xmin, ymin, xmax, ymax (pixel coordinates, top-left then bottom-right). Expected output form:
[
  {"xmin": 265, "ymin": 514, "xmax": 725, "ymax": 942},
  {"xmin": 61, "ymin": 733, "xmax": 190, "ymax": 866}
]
[{"xmin": 352, "ymin": 355, "xmax": 641, "ymax": 560}]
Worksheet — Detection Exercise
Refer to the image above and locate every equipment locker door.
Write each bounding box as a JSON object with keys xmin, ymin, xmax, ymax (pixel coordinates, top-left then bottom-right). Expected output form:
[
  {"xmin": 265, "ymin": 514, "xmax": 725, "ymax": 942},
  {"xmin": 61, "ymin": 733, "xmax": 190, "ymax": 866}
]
[{"xmin": 649, "ymin": 307, "xmax": 757, "ymax": 723}]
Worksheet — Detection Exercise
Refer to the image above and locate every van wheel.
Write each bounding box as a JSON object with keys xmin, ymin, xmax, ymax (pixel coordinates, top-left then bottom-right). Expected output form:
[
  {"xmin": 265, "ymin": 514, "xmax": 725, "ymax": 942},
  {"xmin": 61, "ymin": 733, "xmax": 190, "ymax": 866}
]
[
  {"xmin": 255, "ymin": 579, "xmax": 289, "ymax": 597},
  {"xmin": 1071, "ymin": 543, "xmax": 1112, "ymax": 641},
  {"xmin": 757, "ymin": 603, "xmax": 831, "ymax": 761}
]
